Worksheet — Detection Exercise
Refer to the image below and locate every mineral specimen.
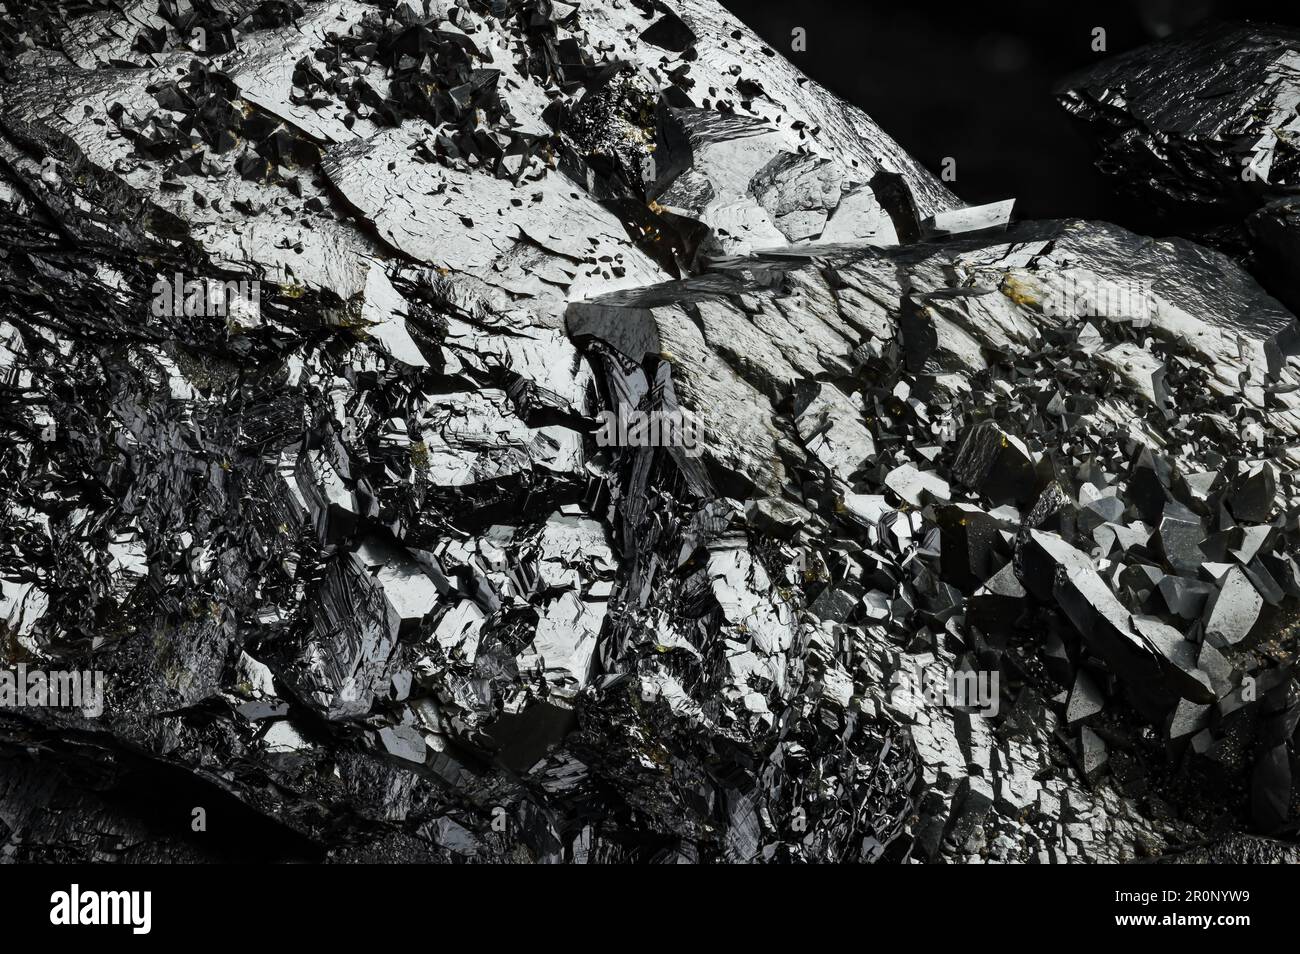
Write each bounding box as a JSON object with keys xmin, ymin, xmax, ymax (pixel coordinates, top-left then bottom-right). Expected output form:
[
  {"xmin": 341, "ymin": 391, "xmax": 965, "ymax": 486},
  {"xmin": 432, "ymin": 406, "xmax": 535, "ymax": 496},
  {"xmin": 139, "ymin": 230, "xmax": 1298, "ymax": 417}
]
[{"xmin": 0, "ymin": 0, "xmax": 1297, "ymax": 866}]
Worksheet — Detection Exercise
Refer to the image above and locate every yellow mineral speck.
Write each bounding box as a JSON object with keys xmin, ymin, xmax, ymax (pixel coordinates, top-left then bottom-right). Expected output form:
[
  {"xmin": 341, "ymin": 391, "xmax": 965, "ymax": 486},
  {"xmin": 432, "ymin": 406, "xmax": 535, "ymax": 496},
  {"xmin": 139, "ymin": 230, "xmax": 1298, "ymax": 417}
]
[
  {"xmin": 1000, "ymin": 274, "xmax": 1040, "ymax": 308},
  {"xmin": 410, "ymin": 440, "xmax": 430, "ymax": 474}
]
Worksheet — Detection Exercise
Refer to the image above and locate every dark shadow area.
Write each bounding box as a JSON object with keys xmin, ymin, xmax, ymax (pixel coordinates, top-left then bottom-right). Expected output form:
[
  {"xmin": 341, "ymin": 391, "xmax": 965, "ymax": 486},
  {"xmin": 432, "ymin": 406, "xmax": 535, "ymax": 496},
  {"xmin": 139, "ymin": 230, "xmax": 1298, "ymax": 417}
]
[{"xmin": 720, "ymin": 0, "xmax": 1300, "ymax": 234}]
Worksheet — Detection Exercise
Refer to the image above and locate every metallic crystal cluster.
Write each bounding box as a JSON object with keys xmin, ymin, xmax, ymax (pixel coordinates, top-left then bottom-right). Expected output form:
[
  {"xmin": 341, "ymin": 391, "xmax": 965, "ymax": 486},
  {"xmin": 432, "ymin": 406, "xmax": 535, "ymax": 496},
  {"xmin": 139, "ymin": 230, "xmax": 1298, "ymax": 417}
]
[{"xmin": 0, "ymin": 0, "xmax": 1298, "ymax": 863}]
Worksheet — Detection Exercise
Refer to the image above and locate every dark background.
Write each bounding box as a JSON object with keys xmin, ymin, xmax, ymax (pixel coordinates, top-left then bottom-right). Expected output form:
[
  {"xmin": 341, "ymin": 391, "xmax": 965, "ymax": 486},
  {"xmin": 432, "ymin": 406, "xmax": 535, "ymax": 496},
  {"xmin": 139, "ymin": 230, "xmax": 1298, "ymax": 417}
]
[{"xmin": 719, "ymin": 0, "xmax": 1300, "ymax": 234}]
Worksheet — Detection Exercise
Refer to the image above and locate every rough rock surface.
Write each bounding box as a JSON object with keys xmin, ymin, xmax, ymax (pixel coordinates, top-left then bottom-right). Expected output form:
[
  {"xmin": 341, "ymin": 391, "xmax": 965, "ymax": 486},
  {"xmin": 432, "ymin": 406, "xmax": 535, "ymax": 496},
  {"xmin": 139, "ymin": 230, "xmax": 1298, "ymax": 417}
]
[{"xmin": 1059, "ymin": 22, "xmax": 1300, "ymax": 320}]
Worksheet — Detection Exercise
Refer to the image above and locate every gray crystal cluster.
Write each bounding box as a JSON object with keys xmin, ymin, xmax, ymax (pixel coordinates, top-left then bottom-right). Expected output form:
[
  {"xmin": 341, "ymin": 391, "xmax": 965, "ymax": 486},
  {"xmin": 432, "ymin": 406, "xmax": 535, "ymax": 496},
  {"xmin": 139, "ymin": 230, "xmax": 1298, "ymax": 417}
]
[{"xmin": 0, "ymin": 0, "xmax": 1298, "ymax": 863}]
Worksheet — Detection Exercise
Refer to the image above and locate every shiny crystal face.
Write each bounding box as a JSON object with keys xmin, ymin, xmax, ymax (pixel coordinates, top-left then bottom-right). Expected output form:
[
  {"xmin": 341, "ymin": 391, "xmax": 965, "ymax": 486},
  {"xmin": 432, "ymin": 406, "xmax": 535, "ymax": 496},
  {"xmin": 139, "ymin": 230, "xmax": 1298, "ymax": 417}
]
[{"xmin": 0, "ymin": 0, "xmax": 1297, "ymax": 865}]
